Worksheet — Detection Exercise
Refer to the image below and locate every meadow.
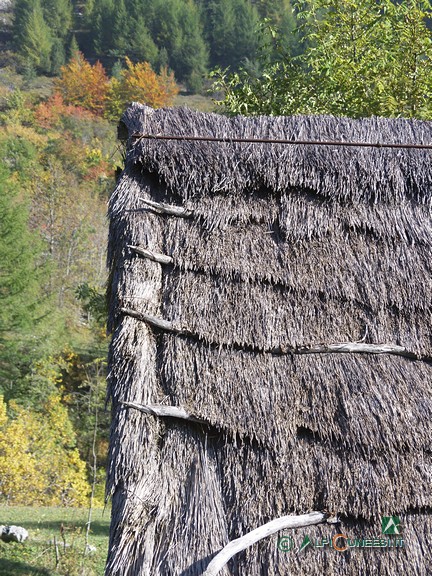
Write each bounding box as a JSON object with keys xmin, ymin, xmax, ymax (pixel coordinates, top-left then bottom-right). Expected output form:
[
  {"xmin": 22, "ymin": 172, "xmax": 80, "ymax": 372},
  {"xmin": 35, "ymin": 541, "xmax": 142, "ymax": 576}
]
[{"xmin": 0, "ymin": 506, "xmax": 109, "ymax": 576}]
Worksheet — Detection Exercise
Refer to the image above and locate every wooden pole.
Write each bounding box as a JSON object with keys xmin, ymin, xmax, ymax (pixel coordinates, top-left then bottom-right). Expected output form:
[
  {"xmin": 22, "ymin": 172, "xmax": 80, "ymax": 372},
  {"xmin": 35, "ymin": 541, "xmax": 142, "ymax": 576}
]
[
  {"xmin": 202, "ymin": 512, "xmax": 329, "ymax": 576},
  {"xmin": 119, "ymin": 308, "xmax": 425, "ymax": 361}
]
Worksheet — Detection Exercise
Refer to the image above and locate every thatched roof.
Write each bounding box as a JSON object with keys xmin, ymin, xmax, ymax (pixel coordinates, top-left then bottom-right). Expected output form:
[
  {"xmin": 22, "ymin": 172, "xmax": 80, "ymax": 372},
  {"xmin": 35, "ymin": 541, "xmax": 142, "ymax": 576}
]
[{"xmin": 106, "ymin": 103, "xmax": 432, "ymax": 575}]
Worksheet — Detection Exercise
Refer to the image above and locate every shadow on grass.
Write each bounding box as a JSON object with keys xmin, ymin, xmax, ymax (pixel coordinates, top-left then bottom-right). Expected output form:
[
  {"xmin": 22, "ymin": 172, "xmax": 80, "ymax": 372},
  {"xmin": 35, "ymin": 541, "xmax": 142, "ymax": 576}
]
[
  {"xmin": 13, "ymin": 520, "xmax": 110, "ymax": 538},
  {"xmin": 0, "ymin": 559, "xmax": 51, "ymax": 576}
]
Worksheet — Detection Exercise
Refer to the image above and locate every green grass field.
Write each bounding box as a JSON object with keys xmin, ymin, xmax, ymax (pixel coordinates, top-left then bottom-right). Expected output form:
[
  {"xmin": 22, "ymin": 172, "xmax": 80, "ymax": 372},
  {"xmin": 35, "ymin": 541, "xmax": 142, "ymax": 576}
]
[{"xmin": 0, "ymin": 506, "xmax": 110, "ymax": 576}]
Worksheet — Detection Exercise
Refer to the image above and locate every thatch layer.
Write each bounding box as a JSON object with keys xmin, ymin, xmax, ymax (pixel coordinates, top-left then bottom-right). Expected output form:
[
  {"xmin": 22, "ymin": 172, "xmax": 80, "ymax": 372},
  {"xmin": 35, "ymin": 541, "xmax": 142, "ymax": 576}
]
[
  {"xmin": 107, "ymin": 103, "xmax": 432, "ymax": 575},
  {"xmin": 122, "ymin": 105, "xmax": 432, "ymax": 205},
  {"xmin": 160, "ymin": 337, "xmax": 432, "ymax": 457}
]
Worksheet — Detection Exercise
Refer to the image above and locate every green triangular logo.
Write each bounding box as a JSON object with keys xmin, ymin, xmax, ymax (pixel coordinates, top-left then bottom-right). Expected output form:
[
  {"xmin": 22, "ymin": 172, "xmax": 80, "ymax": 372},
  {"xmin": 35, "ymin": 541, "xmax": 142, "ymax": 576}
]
[
  {"xmin": 382, "ymin": 516, "xmax": 402, "ymax": 535},
  {"xmin": 298, "ymin": 535, "xmax": 313, "ymax": 553}
]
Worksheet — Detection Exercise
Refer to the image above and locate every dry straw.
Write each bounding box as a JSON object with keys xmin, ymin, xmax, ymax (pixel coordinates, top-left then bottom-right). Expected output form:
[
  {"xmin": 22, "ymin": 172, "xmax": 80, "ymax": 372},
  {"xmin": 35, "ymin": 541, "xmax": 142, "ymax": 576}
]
[{"xmin": 107, "ymin": 103, "xmax": 432, "ymax": 575}]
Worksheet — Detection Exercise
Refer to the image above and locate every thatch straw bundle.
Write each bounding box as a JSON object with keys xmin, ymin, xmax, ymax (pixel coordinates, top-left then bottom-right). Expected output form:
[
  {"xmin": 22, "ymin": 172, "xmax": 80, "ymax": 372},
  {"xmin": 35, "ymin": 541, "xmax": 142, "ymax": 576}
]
[{"xmin": 106, "ymin": 103, "xmax": 432, "ymax": 575}]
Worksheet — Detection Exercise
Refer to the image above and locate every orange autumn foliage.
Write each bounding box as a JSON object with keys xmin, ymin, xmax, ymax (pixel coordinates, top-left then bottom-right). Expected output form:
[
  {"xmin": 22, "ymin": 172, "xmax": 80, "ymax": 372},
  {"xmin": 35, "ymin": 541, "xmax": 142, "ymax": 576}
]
[
  {"xmin": 35, "ymin": 92, "xmax": 95, "ymax": 129},
  {"xmin": 54, "ymin": 52, "xmax": 109, "ymax": 115}
]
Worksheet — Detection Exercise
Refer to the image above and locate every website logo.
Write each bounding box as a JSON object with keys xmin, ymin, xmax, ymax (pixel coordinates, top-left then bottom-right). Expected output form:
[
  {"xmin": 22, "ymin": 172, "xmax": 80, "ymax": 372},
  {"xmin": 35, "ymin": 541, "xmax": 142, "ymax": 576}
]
[{"xmin": 277, "ymin": 515, "xmax": 405, "ymax": 554}]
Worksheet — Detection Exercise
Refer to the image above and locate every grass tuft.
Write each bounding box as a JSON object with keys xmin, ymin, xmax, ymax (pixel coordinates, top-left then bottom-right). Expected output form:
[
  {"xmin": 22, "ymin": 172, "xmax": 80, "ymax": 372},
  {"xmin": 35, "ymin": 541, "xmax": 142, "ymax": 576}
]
[{"xmin": 0, "ymin": 506, "xmax": 109, "ymax": 576}]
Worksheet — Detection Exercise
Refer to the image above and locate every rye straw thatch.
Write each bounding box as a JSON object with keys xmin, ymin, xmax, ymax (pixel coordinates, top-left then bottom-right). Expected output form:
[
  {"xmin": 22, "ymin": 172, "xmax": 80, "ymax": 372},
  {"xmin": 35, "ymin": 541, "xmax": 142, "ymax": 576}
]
[{"xmin": 106, "ymin": 103, "xmax": 432, "ymax": 575}]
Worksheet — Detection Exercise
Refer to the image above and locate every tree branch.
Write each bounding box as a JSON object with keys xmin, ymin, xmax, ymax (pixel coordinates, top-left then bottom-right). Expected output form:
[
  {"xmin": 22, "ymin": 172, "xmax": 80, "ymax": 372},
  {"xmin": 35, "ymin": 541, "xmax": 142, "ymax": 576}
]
[
  {"xmin": 290, "ymin": 341, "xmax": 419, "ymax": 359},
  {"xmin": 120, "ymin": 307, "xmax": 185, "ymax": 334},
  {"xmin": 138, "ymin": 197, "xmax": 193, "ymax": 217},
  {"xmin": 128, "ymin": 245, "xmax": 173, "ymax": 265},
  {"xmin": 120, "ymin": 401, "xmax": 205, "ymax": 424},
  {"xmin": 119, "ymin": 308, "xmax": 426, "ymax": 361},
  {"xmin": 202, "ymin": 511, "xmax": 330, "ymax": 576}
]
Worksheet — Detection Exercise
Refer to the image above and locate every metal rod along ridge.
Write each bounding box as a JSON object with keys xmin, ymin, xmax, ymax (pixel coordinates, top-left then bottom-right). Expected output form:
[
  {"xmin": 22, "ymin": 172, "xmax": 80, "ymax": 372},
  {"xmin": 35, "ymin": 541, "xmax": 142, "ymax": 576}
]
[{"xmin": 132, "ymin": 131, "xmax": 432, "ymax": 150}]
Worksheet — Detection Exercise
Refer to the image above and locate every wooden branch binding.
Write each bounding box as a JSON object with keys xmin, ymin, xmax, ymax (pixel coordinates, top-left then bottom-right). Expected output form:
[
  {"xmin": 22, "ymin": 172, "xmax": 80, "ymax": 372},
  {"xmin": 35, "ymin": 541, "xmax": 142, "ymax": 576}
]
[
  {"xmin": 120, "ymin": 401, "xmax": 205, "ymax": 424},
  {"xmin": 119, "ymin": 307, "xmax": 427, "ymax": 361},
  {"xmin": 139, "ymin": 197, "xmax": 193, "ymax": 217},
  {"xmin": 120, "ymin": 308, "xmax": 185, "ymax": 334},
  {"xmin": 128, "ymin": 245, "xmax": 173, "ymax": 265},
  {"xmin": 202, "ymin": 511, "xmax": 331, "ymax": 576},
  {"xmin": 284, "ymin": 341, "xmax": 419, "ymax": 360}
]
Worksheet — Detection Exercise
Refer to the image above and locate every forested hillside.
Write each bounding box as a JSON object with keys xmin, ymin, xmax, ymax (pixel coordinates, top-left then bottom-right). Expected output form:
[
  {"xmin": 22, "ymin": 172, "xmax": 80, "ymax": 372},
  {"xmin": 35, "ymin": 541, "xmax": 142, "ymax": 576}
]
[
  {"xmin": 9, "ymin": 0, "xmax": 300, "ymax": 90},
  {"xmin": 0, "ymin": 0, "xmax": 240, "ymax": 508},
  {"xmin": 0, "ymin": 0, "xmax": 300, "ymax": 507},
  {"xmin": 2, "ymin": 0, "xmax": 432, "ymax": 514},
  {"xmin": 0, "ymin": 70, "xmax": 114, "ymax": 505}
]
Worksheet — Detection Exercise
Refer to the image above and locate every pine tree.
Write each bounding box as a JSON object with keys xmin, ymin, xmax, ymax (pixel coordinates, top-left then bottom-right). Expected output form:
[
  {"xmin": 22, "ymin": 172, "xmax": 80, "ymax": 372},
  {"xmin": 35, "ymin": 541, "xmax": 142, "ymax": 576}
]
[
  {"xmin": 111, "ymin": 0, "xmax": 129, "ymax": 55},
  {"xmin": 128, "ymin": 16, "xmax": 159, "ymax": 65},
  {"xmin": 14, "ymin": 0, "xmax": 73, "ymax": 73},
  {"xmin": 42, "ymin": 0, "xmax": 73, "ymax": 39},
  {"xmin": 90, "ymin": 0, "xmax": 116, "ymax": 55},
  {"xmin": 205, "ymin": 0, "xmax": 258, "ymax": 69},
  {"xmin": 152, "ymin": 0, "xmax": 208, "ymax": 89},
  {"xmin": 0, "ymin": 165, "xmax": 47, "ymax": 393},
  {"xmin": 21, "ymin": 0, "xmax": 53, "ymax": 73},
  {"xmin": 13, "ymin": 0, "xmax": 35, "ymax": 48},
  {"xmin": 68, "ymin": 34, "xmax": 79, "ymax": 61},
  {"xmin": 50, "ymin": 37, "xmax": 66, "ymax": 74}
]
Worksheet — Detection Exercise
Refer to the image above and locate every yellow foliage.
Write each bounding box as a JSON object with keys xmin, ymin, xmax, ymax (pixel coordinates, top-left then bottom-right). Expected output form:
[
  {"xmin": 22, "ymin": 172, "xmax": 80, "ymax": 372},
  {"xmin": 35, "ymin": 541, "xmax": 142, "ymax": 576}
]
[
  {"xmin": 0, "ymin": 395, "xmax": 90, "ymax": 506},
  {"xmin": 105, "ymin": 58, "xmax": 179, "ymax": 120},
  {"xmin": 85, "ymin": 145, "xmax": 104, "ymax": 167},
  {"xmin": 3, "ymin": 123, "xmax": 49, "ymax": 148},
  {"xmin": 55, "ymin": 52, "xmax": 109, "ymax": 115}
]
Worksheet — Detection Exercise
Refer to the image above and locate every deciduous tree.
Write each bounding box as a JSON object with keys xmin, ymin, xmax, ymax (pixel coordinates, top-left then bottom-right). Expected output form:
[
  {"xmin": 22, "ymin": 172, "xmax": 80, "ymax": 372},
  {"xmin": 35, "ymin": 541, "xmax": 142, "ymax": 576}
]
[
  {"xmin": 106, "ymin": 58, "xmax": 178, "ymax": 120},
  {"xmin": 214, "ymin": 0, "xmax": 432, "ymax": 119},
  {"xmin": 0, "ymin": 394, "xmax": 89, "ymax": 505},
  {"xmin": 55, "ymin": 52, "xmax": 109, "ymax": 114}
]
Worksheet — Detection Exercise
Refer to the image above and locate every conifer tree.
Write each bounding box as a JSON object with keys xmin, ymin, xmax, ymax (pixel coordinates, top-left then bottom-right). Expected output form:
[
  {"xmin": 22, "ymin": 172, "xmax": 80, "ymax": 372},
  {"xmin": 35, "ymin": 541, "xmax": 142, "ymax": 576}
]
[
  {"xmin": 50, "ymin": 37, "xmax": 66, "ymax": 74},
  {"xmin": 152, "ymin": 0, "xmax": 208, "ymax": 90},
  {"xmin": 14, "ymin": 0, "xmax": 73, "ymax": 73},
  {"xmin": 42, "ymin": 0, "xmax": 73, "ymax": 38},
  {"xmin": 18, "ymin": 0, "xmax": 53, "ymax": 73},
  {"xmin": 0, "ymin": 165, "xmax": 47, "ymax": 393},
  {"xmin": 68, "ymin": 34, "xmax": 80, "ymax": 60},
  {"xmin": 90, "ymin": 0, "xmax": 116, "ymax": 55},
  {"xmin": 111, "ymin": 0, "xmax": 129, "ymax": 55},
  {"xmin": 128, "ymin": 17, "xmax": 159, "ymax": 66},
  {"xmin": 205, "ymin": 0, "xmax": 258, "ymax": 69}
]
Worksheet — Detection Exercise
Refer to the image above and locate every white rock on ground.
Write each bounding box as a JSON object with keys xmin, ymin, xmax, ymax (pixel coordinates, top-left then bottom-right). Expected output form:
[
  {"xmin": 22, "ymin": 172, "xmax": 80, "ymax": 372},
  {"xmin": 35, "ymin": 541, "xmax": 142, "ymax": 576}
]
[{"xmin": 0, "ymin": 525, "xmax": 29, "ymax": 543}]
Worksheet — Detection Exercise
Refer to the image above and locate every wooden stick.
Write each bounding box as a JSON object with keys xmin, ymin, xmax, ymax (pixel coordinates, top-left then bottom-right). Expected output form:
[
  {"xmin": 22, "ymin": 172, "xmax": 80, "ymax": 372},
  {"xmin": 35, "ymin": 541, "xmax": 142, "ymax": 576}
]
[
  {"xmin": 128, "ymin": 245, "xmax": 173, "ymax": 265},
  {"xmin": 119, "ymin": 308, "xmax": 425, "ymax": 361},
  {"xmin": 202, "ymin": 511, "xmax": 328, "ymax": 576},
  {"xmin": 120, "ymin": 401, "xmax": 205, "ymax": 424},
  {"xmin": 289, "ymin": 341, "xmax": 419, "ymax": 360},
  {"xmin": 54, "ymin": 535, "xmax": 60, "ymax": 567},
  {"xmin": 120, "ymin": 308, "xmax": 184, "ymax": 334},
  {"xmin": 138, "ymin": 197, "xmax": 193, "ymax": 217}
]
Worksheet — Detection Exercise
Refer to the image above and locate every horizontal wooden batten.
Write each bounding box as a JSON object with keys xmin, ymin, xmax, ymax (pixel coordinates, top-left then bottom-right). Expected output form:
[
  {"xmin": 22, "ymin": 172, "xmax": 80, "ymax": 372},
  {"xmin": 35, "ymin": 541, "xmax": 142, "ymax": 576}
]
[{"xmin": 119, "ymin": 307, "xmax": 427, "ymax": 362}]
